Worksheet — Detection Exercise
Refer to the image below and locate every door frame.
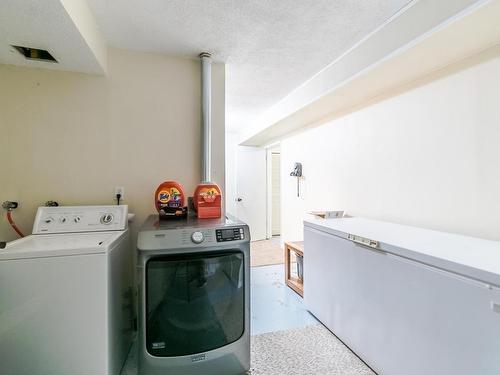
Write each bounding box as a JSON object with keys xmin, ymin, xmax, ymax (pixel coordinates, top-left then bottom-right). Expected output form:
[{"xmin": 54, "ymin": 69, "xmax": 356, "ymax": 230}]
[{"xmin": 265, "ymin": 143, "xmax": 281, "ymax": 239}]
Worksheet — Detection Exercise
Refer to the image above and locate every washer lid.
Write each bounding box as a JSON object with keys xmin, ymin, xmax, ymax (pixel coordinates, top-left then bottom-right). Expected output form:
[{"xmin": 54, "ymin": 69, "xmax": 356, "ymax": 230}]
[{"xmin": 0, "ymin": 232, "xmax": 123, "ymax": 260}]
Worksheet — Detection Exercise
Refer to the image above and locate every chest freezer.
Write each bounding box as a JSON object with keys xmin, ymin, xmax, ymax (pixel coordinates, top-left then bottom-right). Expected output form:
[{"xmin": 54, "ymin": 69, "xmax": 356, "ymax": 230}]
[{"xmin": 304, "ymin": 217, "xmax": 500, "ymax": 375}]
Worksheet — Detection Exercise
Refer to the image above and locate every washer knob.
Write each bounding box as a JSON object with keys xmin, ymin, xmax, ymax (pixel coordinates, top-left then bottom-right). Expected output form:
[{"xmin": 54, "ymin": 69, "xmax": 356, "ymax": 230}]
[
  {"xmin": 191, "ymin": 231, "xmax": 204, "ymax": 244},
  {"xmin": 74, "ymin": 216, "xmax": 82, "ymax": 223},
  {"xmin": 100, "ymin": 213, "xmax": 114, "ymax": 224}
]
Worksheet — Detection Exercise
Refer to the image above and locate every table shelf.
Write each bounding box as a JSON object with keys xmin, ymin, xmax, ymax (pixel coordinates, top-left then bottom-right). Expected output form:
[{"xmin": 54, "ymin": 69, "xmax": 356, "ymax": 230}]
[{"xmin": 285, "ymin": 241, "xmax": 304, "ymax": 297}]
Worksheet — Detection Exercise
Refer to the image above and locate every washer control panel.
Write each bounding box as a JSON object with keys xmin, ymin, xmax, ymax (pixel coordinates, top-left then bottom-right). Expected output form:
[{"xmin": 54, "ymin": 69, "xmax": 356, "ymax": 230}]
[
  {"xmin": 33, "ymin": 205, "xmax": 128, "ymax": 234},
  {"xmin": 216, "ymin": 227, "xmax": 245, "ymax": 242}
]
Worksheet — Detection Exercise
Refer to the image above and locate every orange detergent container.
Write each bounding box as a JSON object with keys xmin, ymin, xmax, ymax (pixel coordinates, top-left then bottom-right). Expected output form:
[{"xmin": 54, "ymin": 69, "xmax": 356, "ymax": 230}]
[
  {"xmin": 193, "ymin": 182, "xmax": 222, "ymax": 219},
  {"xmin": 155, "ymin": 181, "xmax": 187, "ymax": 219}
]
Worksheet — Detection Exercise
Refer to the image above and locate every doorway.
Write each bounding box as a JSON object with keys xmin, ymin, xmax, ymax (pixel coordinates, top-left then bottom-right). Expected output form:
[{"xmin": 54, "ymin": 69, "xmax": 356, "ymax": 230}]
[
  {"xmin": 229, "ymin": 142, "xmax": 282, "ymax": 266},
  {"xmin": 247, "ymin": 144, "xmax": 282, "ymax": 267}
]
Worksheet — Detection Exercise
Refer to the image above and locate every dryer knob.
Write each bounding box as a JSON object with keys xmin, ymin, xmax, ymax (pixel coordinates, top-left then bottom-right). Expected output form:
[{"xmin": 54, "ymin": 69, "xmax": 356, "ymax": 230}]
[{"xmin": 191, "ymin": 231, "xmax": 204, "ymax": 244}]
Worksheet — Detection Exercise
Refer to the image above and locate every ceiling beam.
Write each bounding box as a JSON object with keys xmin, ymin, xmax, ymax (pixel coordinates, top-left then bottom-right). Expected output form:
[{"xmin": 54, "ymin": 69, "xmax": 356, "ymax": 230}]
[{"xmin": 240, "ymin": 0, "xmax": 498, "ymax": 146}]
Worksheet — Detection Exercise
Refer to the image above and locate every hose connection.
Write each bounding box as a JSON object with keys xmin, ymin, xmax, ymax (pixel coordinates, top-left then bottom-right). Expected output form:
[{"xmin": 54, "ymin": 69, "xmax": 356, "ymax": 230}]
[
  {"xmin": 2, "ymin": 201, "xmax": 18, "ymax": 211},
  {"xmin": 2, "ymin": 201, "xmax": 25, "ymax": 238}
]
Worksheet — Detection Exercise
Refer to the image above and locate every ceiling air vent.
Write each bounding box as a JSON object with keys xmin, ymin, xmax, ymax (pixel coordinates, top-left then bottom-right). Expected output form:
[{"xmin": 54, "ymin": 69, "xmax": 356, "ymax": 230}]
[{"xmin": 11, "ymin": 45, "xmax": 57, "ymax": 63}]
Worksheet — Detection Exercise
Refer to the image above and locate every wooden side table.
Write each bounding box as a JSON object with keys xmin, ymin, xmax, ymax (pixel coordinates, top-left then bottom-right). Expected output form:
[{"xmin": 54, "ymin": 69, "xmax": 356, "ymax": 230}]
[{"xmin": 285, "ymin": 241, "xmax": 304, "ymax": 297}]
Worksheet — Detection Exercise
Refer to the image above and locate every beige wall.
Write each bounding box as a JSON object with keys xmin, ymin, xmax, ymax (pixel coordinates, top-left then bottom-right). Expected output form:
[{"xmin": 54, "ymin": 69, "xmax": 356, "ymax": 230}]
[
  {"xmin": 281, "ymin": 49, "xmax": 500, "ymax": 242},
  {"xmin": 0, "ymin": 48, "xmax": 225, "ymax": 242}
]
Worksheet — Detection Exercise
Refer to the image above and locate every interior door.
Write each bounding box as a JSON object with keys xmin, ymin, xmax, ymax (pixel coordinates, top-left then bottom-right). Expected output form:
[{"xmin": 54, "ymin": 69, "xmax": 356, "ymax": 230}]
[{"xmin": 236, "ymin": 146, "xmax": 267, "ymax": 241}]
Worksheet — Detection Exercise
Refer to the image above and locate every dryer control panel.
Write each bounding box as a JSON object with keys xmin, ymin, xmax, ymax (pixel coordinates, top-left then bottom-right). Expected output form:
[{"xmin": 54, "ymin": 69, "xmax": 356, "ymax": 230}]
[
  {"xmin": 33, "ymin": 205, "xmax": 128, "ymax": 234},
  {"xmin": 216, "ymin": 227, "xmax": 245, "ymax": 242}
]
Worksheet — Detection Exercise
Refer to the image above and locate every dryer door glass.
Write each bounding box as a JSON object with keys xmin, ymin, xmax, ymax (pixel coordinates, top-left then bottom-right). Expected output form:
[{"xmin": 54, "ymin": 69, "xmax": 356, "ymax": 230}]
[{"xmin": 146, "ymin": 250, "xmax": 245, "ymax": 356}]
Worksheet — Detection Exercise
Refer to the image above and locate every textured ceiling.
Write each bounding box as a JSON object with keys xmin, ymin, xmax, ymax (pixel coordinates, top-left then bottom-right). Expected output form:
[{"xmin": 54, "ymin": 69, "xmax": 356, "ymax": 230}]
[
  {"xmin": 0, "ymin": 0, "xmax": 412, "ymax": 132},
  {"xmin": 86, "ymin": 0, "xmax": 411, "ymax": 132}
]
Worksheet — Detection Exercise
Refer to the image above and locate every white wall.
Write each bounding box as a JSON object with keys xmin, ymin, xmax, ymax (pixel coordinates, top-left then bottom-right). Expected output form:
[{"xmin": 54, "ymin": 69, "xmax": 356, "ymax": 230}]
[
  {"xmin": 281, "ymin": 51, "xmax": 500, "ymax": 242},
  {"xmin": 0, "ymin": 48, "xmax": 225, "ymax": 242},
  {"xmin": 271, "ymin": 152, "xmax": 281, "ymax": 236}
]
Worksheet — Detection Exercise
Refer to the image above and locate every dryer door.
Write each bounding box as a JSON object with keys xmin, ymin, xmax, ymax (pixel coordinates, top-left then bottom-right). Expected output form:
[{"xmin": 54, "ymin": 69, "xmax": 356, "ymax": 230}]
[{"xmin": 145, "ymin": 250, "xmax": 245, "ymax": 357}]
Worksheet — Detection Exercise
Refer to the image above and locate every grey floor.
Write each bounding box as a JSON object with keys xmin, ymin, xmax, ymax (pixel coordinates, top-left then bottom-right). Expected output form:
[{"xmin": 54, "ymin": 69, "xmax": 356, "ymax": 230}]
[
  {"xmin": 251, "ymin": 264, "xmax": 317, "ymax": 335},
  {"xmin": 121, "ymin": 264, "xmax": 317, "ymax": 374}
]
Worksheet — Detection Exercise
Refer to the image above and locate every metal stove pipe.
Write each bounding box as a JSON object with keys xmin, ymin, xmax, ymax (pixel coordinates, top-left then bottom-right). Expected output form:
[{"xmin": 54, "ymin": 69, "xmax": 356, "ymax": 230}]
[{"xmin": 200, "ymin": 52, "xmax": 212, "ymax": 182}]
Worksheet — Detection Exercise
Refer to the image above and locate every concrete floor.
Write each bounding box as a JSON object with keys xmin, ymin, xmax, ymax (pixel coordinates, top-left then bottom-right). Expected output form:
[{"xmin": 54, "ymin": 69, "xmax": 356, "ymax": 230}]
[
  {"xmin": 250, "ymin": 236, "xmax": 283, "ymax": 267},
  {"xmin": 251, "ymin": 264, "xmax": 317, "ymax": 335},
  {"xmin": 121, "ymin": 264, "xmax": 317, "ymax": 374}
]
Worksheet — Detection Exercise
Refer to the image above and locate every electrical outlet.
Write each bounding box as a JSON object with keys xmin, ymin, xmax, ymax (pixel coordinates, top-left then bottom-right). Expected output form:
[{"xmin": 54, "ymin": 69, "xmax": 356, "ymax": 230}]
[{"xmin": 114, "ymin": 187, "xmax": 124, "ymax": 201}]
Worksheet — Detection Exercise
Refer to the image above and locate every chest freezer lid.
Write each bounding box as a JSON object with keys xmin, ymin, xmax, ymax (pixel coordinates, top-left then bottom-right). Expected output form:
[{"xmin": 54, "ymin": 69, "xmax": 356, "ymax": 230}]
[
  {"xmin": 304, "ymin": 217, "xmax": 500, "ymax": 286},
  {"xmin": 0, "ymin": 231, "xmax": 124, "ymax": 261}
]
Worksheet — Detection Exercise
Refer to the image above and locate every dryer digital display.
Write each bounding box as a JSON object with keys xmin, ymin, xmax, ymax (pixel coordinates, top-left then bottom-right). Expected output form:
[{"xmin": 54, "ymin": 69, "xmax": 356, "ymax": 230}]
[{"xmin": 216, "ymin": 227, "xmax": 244, "ymax": 242}]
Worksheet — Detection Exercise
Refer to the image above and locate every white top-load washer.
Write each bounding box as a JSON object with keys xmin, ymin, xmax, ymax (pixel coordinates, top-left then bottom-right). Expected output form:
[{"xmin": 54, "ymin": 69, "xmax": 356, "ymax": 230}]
[{"xmin": 0, "ymin": 205, "xmax": 133, "ymax": 375}]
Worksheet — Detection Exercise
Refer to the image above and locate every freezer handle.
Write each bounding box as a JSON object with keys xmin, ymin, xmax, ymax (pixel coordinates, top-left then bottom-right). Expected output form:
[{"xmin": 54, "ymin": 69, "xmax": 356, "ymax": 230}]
[{"xmin": 347, "ymin": 234, "xmax": 379, "ymax": 249}]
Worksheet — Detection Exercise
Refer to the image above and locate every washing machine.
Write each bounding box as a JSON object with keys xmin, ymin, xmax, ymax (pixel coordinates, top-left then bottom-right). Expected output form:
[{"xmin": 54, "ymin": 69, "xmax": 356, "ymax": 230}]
[
  {"xmin": 137, "ymin": 215, "xmax": 250, "ymax": 375},
  {"xmin": 0, "ymin": 205, "xmax": 134, "ymax": 375}
]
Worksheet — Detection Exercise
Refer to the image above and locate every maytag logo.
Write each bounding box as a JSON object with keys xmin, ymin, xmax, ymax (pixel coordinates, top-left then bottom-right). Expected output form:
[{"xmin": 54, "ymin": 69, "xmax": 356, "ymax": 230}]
[
  {"xmin": 152, "ymin": 342, "xmax": 165, "ymax": 349},
  {"xmin": 191, "ymin": 354, "xmax": 206, "ymax": 363}
]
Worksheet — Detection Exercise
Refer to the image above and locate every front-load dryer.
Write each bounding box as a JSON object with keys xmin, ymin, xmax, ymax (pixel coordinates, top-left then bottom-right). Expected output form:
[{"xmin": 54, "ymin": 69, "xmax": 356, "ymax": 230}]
[{"xmin": 137, "ymin": 215, "xmax": 250, "ymax": 375}]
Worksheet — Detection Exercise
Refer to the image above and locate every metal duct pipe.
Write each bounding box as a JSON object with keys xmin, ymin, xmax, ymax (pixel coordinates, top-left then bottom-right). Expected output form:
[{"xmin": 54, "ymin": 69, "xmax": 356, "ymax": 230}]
[{"xmin": 200, "ymin": 52, "xmax": 212, "ymax": 182}]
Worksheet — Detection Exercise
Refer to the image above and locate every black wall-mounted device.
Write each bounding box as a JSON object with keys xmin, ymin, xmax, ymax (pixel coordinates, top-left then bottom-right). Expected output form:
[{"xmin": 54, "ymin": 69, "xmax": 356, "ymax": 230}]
[
  {"xmin": 290, "ymin": 162, "xmax": 302, "ymax": 177},
  {"xmin": 290, "ymin": 162, "xmax": 303, "ymax": 197}
]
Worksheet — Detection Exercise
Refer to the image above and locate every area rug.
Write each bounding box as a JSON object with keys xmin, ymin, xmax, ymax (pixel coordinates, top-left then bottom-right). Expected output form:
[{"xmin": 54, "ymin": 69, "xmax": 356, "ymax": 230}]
[{"xmin": 250, "ymin": 324, "xmax": 375, "ymax": 375}]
